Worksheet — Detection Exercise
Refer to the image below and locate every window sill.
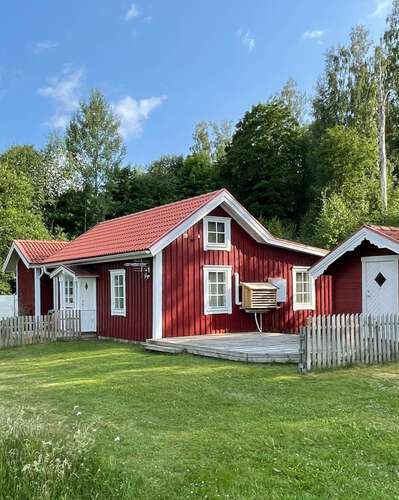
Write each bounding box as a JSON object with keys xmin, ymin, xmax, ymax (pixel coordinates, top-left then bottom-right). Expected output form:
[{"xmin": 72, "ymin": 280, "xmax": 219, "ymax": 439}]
[
  {"xmin": 204, "ymin": 244, "xmax": 231, "ymax": 252},
  {"xmin": 204, "ymin": 308, "xmax": 232, "ymax": 315},
  {"xmin": 293, "ymin": 304, "xmax": 315, "ymax": 311},
  {"xmin": 111, "ymin": 310, "xmax": 126, "ymax": 317}
]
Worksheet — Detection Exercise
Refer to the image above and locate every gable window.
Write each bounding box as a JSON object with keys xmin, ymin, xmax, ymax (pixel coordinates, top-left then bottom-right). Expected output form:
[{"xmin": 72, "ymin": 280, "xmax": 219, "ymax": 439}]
[
  {"xmin": 292, "ymin": 266, "xmax": 315, "ymax": 311},
  {"xmin": 110, "ymin": 270, "xmax": 126, "ymax": 316},
  {"xmin": 203, "ymin": 266, "xmax": 232, "ymax": 314},
  {"xmin": 203, "ymin": 216, "xmax": 231, "ymax": 251},
  {"xmin": 64, "ymin": 279, "xmax": 74, "ymax": 308}
]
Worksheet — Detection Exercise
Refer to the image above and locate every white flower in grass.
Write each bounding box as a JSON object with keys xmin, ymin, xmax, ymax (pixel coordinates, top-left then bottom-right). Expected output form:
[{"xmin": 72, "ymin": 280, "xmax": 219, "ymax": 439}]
[
  {"xmin": 114, "ymin": 436, "xmax": 121, "ymax": 442},
  {"xmin": 76, "ymin": 411, "xmax": 82, "ymax": 416}
]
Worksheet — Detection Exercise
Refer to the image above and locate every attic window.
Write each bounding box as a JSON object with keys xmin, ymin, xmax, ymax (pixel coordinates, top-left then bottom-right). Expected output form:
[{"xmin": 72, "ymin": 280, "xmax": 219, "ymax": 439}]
[{"xmin": 203, "ymin": 216, "xmax": 231, "ymax": 251}]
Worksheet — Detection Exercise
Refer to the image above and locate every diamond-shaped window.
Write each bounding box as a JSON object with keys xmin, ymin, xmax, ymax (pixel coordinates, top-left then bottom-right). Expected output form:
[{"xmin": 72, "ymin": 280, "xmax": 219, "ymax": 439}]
[{"xmin": 375, "ymin": 272, "xmax": 386, "ymax": 287}]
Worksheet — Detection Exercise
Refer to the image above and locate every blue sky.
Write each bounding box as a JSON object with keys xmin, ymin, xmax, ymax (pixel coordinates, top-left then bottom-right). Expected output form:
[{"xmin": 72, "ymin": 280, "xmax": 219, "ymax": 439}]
[{"xmin": 0, "ymin": 0, "xmax": 392, "ymax": 165}]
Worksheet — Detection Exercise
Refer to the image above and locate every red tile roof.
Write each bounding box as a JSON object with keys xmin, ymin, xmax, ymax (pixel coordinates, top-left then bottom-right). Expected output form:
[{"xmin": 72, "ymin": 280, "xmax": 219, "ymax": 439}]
[
  {"xmin": 366, "ymin": 224, "xmax": 399, "ymax": 244},
  {"xmin": 15, "ymin": 240, "xmax": 69, "ymax": 265},
  {"xmin": 44, "ymin": 190, "xmax": 225, "ymax": 264}
]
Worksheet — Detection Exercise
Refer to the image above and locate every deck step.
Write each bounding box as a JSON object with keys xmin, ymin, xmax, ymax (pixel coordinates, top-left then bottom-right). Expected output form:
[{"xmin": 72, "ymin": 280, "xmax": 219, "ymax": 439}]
[{"xmin": 145, "ymin": 343, "xmax": 184, "ymax": 354}]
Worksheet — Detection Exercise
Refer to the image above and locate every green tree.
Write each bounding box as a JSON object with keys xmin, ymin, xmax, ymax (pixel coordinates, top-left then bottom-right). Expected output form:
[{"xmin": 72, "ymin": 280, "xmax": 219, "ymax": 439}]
[
  {"xmin": 0, "ymin": 145, "xmax": 47, "ymax": 210},
  {"xmin": 278, "ymin": 78, "xmax": 308, "ymax": 123},
  {"xmin": 65, "ymin": 89, "xmax": 125, "ymax": 230},
  {"xmin": 307, "ymin": 126, "xmax": 381, "ymax": 247},
  {"xmin": 0, "ymin": 162, "xmax": 49, "ymax": 293},
  {"xmin": 41, "ymin": 133, "xmax": 76, "ymax": 232},
  {"xmin": 105, "ymin": 156, "xmax": 185, "ymax": 221},
  {"xmin": 381, "ymin": 0, "xmax": 399, "ymax": 182},
  {"xmin": 190, "ymin": 121, "xmax": 233, "ymax": 162},
  {"xmin": 222, "ymin": 100, "xmax": 306, "ymax": 223},
  {"xmin": 176, "ymin": 153, "xmax": 220, "ymax": 199},
  {"xmin": 313, "ymin": 26, "xmax": 376, "ymax": 138}
]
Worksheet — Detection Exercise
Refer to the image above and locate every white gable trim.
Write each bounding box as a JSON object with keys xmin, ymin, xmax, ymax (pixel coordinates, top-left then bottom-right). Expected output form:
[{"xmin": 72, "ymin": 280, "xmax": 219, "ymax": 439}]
[
  {"xmin": 149, "ymin": 190, "xmax": 327, "ymax": 257},
  {"xmin": 310, "ymin": 227, "xmax": 399, "ymax": 279},
  {"xmin": 2, "ymin": 242, "xmax": 32, "ymax": 273},
  {"xmin": 50, "ymin": 266, "xmax": 76, "ymax": 279}
]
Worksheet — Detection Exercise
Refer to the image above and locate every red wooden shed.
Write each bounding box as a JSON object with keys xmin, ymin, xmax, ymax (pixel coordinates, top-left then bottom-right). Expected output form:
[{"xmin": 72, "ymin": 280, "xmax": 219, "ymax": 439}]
[
  {"xmin": 310, "ymin": 225, "xmax": 399, "ymax": 316},
  {"xmin": 3, "ymin": 189, "xmax": 332, "ymax": 340}
]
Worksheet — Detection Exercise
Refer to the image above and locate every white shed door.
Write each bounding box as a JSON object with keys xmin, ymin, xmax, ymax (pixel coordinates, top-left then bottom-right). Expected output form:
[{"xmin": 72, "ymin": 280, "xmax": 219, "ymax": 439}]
[
  {"xmin": 363, "ymin": 257, "xmax": 399, "ymax": 315},
  {"xmin": 79, "ymin": 278, "xmax": 97, "ymax": 332}
]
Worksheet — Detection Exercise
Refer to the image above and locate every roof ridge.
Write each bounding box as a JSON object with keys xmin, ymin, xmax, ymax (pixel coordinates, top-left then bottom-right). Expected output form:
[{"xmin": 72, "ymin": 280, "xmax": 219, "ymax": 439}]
[{"xmin": 95, "ymin": 189, "xmax": 226, "ymax": 227}]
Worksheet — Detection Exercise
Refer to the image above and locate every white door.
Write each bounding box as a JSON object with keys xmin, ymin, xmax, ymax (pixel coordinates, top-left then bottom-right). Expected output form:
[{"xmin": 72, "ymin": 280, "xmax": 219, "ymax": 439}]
[
  {"xmin": 79, "ymin": 278, "xmax": 97, "ymax": 332},
  {"xmin": 362, "ymin": 256, "xmax": 399, "ymax": 315}
]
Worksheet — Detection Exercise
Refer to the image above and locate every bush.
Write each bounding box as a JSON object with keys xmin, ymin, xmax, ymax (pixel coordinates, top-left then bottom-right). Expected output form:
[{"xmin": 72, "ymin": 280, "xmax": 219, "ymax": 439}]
[{"xmin": 0, "ymin": 409, "xmax": 132, "ymax": 500}]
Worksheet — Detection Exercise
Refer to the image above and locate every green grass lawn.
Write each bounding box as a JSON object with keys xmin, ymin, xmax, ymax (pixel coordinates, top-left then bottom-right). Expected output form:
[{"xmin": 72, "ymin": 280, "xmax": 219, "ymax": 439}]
[{"xmin": 1, "ymin": 341, "xmax": 399, "ymax": 499}]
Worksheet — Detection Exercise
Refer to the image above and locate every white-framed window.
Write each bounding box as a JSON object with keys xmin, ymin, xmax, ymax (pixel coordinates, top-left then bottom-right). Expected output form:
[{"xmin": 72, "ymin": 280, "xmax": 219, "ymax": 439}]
[
  {"xmin": 203, "ymin": 265, "xmax": 232, "ymax": 315},
  {"xmin": 203, "ymin": 216, "xmax": 231, "ymax": 251},
  {"xmin": 64, "ymin": 279, "xmax": 75, "ymax": 308},
  {"xmin": 292, "ymin": 266, "xmax": 315, "ymax": 311},
  {"xmin": 110, "ymin": 269, "xmax": 126, "ymax": 316}
]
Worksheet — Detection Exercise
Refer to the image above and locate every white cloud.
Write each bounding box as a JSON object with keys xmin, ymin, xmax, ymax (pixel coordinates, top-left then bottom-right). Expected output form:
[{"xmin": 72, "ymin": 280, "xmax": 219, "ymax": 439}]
[
  {"xmin": 38, "ymin": 65, "xmax": 84, "ymax": 128},
  {"xmin": 125, "ymin": 3, "xmax": 139, "ymax": 21},
  {"xmin": 32, "ymin": 40, "xmax": 58, "ymax": 54},
  {"xmin": 113, "ymin": 95, "xmax": 166, "ymax": 138},
  {"xmin": 237, "ymin": 29, "xmax": 255, "ymax": 53},
  {"xmin": 302, "ymin": 29, "xmax": 325, "ymax": 39},
  {"xmin": 370, "ymin": 0, "xmax": 391, "ymax": 18}
]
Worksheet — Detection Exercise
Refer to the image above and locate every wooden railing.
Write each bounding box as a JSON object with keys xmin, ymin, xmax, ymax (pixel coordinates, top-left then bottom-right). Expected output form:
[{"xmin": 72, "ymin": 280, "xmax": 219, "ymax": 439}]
[
  {"xmin": 0, "ymin": 310, "xmax": 81, "ymax": 350},
  {"xmin": 299, "ymin": 313, "xmax": 399, "ymax": 372}
]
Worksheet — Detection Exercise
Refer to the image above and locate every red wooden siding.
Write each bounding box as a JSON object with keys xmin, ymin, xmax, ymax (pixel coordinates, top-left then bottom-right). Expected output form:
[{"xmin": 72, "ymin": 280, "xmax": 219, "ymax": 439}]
[
  {"xmin": 17, "ymin": 259, "xmax": 34, "ymax": 315},
  {"xmin": 96, "ymin": 260, "xmax": 152, "ymax": 341},
  {"xmin": 327, "ymin": 240, "xmax": 395, "ymax": 314},
  {"xmin": 17, "ymin": 260, "xmax": 53, "ymax": 315},
  {"xmin": 162, "ymin": 208, "xmax": 332, "ymax": 336},
  {"xmin": 41, "ymin": 274, "xmax": 53, "ymax": 315}
]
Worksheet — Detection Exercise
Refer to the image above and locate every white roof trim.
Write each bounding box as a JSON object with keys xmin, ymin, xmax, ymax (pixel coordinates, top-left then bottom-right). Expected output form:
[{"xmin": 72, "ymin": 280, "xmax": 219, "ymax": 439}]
[
  {"xmin": 150, "ymin": 190, "xmax": 327, "ymax": 257},
  {"xmin": 44, "ymin": 250, "xmax": 151, "ymax": 267},
  {"xmin": 2, "ymin": 242, "xmax": 31, "ymax": 273},
  {"xmin": 310, "ymin": 227, "xmax": 399, "ymax": 279}
]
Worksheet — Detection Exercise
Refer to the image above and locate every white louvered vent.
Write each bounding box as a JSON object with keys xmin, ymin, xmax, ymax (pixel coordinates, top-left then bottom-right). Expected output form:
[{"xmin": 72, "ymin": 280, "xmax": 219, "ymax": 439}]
[{"xmin": 241, "ymin": 282, "xmax": 278, "ymax": 311}]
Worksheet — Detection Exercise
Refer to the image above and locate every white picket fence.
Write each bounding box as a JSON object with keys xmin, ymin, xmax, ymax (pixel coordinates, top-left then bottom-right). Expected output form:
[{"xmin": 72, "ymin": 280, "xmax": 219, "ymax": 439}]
[
  {"xmin": 299, "ymin": 313, "xmax": 399, "ymax": 372},
  {"xmin": 0, "ymin": 310, "xmax": 81, "ymax": 350}
]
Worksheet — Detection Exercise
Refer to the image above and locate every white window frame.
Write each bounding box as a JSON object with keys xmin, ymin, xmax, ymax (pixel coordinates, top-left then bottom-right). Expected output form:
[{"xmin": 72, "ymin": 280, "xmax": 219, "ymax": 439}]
[
  {"xmin": 110, "ymin": 269, "xmax": 126, "ymax": 316},
  {"xmin": 203, "ymin": 216, "xmax": 231, "ymax": 251},
  {"xmin": 203, "ymin": 265, "xmax": 232, "ymax": 315},
  {"xmin": 292, "ymin": 266, "xmax": 315, "ymax": 311}
]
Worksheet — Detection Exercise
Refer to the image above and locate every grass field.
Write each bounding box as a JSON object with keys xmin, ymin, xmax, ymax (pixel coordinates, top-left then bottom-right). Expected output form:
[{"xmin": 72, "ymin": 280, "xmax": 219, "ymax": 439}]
[{"xmin": 1, "ymin": 340, "xmax": 399, "ymax": 499}]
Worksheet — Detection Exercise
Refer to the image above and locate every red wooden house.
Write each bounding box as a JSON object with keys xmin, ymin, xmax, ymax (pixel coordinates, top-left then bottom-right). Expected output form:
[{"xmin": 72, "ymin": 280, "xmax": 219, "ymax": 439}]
[{"xmin": 3, "ymin": 189, "xmax": 332, "ymax": 340}]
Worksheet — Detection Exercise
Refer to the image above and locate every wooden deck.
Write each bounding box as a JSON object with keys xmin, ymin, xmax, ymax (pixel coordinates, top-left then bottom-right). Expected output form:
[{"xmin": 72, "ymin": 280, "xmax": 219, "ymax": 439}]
[{"xmin": 145, "ymin": 332, "xmax": 299, "ymax": 363}]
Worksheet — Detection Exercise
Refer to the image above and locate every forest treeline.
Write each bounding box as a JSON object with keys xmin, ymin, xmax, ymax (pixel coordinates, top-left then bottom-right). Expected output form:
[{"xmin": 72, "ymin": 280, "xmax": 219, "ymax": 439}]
[{"xmin": 2, "ymin": 2, "xmax": 399, "ymax": 292}]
